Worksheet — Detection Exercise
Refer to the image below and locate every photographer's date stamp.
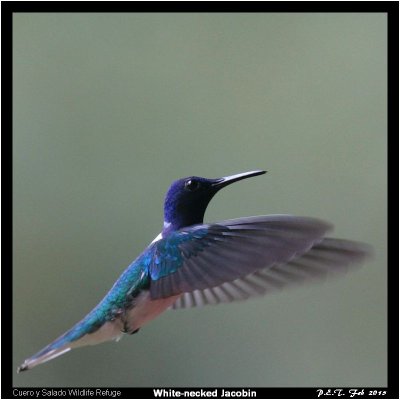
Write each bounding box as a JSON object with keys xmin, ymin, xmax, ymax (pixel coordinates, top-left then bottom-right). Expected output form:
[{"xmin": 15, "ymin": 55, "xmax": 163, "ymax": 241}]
[{"xmin": 317, "ymin": 389, "xmax": 387, "ymax": 398}]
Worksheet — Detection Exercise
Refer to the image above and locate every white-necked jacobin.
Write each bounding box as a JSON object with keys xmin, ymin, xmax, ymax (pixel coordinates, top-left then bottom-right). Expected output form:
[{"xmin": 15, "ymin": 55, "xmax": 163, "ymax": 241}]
[{"xmin": 17, "ymin": 170, "xmax": 371, "ymax": 372}]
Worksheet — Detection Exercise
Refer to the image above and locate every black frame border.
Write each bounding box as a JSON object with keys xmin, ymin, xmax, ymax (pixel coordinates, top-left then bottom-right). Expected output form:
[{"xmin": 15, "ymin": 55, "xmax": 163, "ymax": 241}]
[{"xmin": 2, "ymin": 2, "xmax": 398, "ymax": 399}]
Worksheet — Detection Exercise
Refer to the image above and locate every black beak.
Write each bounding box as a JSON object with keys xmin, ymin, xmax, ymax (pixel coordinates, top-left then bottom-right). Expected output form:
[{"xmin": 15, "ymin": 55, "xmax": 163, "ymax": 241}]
[{"xmin": 212, "ymin": 170, "xmax": 266, "ymax": 189}]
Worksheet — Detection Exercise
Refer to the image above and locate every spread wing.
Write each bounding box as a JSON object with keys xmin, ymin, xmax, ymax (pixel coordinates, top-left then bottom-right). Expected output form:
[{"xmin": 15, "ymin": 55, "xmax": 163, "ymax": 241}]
[
  {"xmin": 149, "ymin": 215, "xmax": 335, "ymax": 299},
  {"xmin": 171, "ymin": 238, "xmax": 372, "ymax": 309}
]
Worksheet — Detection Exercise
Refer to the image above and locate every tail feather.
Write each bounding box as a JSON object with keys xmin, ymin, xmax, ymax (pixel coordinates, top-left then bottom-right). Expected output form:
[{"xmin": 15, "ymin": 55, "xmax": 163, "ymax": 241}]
[
  {"xmin": 17, "ymin": 346, "xmax": 72, "ymax": 373},
  {"xmin": 17, "ymin": 315, "xmax": 124, "ymax": 372}
]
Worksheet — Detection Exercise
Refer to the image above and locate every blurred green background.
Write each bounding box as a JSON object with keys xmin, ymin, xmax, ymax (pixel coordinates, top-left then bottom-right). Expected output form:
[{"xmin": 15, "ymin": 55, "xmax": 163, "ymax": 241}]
[{"xmin": 13, "ymin": 13, "xmax": 386, "ymax": 387}]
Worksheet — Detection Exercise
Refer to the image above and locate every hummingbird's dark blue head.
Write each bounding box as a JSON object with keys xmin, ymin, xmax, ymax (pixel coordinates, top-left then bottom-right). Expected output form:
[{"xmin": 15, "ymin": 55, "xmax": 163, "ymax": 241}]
[{"xmin": 163, "ymin": 170, "xmax": 266, "ymax": 234}]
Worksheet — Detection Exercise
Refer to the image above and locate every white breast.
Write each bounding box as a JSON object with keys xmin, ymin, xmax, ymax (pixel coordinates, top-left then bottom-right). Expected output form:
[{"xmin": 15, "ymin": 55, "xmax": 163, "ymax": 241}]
[{"xmin": 124, "ymin": 291, "xmax": 181, "ymax": 332}]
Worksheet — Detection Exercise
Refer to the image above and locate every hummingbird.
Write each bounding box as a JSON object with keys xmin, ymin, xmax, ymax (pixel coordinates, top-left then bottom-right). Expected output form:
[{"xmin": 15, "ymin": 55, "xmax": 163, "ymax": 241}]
[{"xmin": 17, "ymin": 170, "xmax": 371, "ymax": 372}]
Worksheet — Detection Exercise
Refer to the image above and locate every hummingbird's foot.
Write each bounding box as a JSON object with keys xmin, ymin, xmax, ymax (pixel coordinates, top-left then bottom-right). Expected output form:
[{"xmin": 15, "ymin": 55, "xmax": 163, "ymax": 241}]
[
  {"xmin": 120, "ymin": 318, "xmax": 140, "ymax": 335},
  {"xmin": 121, "ymin": 326, "xmax": 140, "ymax": 335}
]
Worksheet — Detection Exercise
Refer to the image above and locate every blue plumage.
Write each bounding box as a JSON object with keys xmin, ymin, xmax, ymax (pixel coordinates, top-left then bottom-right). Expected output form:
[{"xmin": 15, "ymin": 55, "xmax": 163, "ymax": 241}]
[
  {"xmin": 150, "ymin": 228, "xmax": 210, "ymax": 280},
  {"xmin": 17, "ymin": 170, "xmax": 371, "ymax": 372}
]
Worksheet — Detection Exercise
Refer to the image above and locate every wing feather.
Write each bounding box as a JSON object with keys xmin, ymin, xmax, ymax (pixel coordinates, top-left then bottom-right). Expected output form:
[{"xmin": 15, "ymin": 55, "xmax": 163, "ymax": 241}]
[
  {"xmin": 171, "ymin": 238, "xmax": 372, "ymax": 309},
  {"xmin": 150, "ymin": 215, "xmax": 334, "ymax": 299}
]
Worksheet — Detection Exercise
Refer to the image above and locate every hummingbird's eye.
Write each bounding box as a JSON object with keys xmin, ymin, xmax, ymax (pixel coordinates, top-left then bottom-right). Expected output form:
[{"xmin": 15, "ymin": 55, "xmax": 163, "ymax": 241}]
[{"xmin": 184, "ymin": 179, "xmax": 200, "ymax": 192}]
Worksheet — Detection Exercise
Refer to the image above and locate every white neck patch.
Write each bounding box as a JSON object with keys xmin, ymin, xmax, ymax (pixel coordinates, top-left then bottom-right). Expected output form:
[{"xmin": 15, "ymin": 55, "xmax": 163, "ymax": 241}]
[
  {"xmin": 150, "ymin": 221, "xmax": 172, "ymax": 244},
  {"xmin": 150, "ymin": 232, "xmax": 163, "ymax": 244},
  {"xmin": 163, "ymin": 221, "xmax": 171, "ymax": 230}
]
